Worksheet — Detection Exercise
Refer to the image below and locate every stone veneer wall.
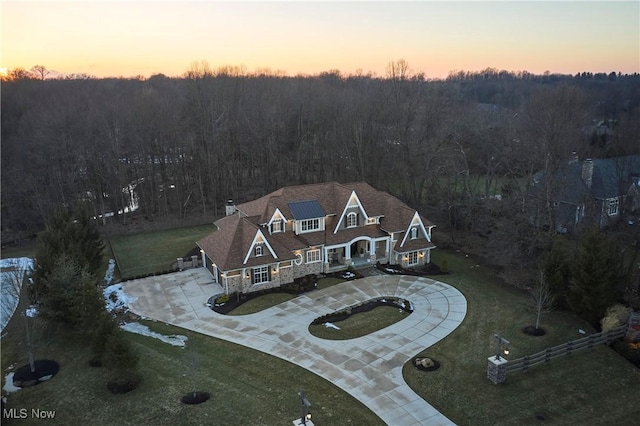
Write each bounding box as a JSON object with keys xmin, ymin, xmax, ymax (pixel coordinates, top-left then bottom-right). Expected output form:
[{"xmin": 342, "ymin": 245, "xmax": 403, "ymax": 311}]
[
  {"xmin": 292, "ymin": 261, "xmax": 324, "ymax": 279},
  {"xmin": 223, "ymin": 266, "xmax": 296, "ymax": 294},
  {"xmin": 398, "ymin": 252, "xmax": 428, "ymax": 269}
]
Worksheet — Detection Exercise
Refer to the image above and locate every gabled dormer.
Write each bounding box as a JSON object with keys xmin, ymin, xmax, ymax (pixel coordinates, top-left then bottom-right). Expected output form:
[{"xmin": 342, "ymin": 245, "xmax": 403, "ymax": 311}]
[
  {"xmin": 288, "ymin": 200, "xmax": 326, "ymax": 235},
  {"xmin": 243, "ymin": 229, "xmax": 278, "ymax": 264},
  {"xmin": 334, "ymin": 190, "xmax": 369, "ymax": 233},
  {"xmin": 399, "ymin": 211, "xmax": 431, "ymax": 248},
  {"xmin": 267, "ymin": 208, "xmax": 287, "ymax": 234}
]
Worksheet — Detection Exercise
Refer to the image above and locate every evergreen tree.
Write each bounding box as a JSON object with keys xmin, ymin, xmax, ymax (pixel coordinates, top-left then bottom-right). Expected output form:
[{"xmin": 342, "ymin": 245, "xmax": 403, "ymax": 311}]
[
  {"xmin": 567, "ymin": 227, "xmax": 624, "ymax": 326},
  {"xmin": 38, "ymin": 256, "xmax": 105, "ymax": 334},
  {"xmin": 33, "ymin": 208, "xmax": 104, "ymax": 299}
]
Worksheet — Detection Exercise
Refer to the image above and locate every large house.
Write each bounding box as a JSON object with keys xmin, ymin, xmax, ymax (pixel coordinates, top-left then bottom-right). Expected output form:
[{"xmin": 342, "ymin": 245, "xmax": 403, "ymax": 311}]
[
  {"xmin": 530, "ymin": 155, "xmax": 640, "ymax": 233},
  {"xmin": 197, "ymin": 182, "xmax": 435, "ymax": 295}
]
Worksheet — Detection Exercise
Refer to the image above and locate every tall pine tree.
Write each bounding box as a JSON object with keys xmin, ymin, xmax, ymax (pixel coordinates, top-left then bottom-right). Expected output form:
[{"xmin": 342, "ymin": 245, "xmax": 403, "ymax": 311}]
[
  {"xmin": 567, "ymin": 227, "xmax": 624, "ymax": 326},
  {"xmin": 33, "ymin": 208, "xmax": 104, "ymax": 299}
]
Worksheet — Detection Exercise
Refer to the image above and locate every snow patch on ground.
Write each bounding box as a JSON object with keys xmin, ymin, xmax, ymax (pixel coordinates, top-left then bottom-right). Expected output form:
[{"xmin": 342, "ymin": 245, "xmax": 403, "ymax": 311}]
[
  {"xmin": 0, "ymin": 258, "xmax": 34, "ymax": 271},
  {"xmin": 323, "ymin": 322, "xmax": 340, "ymax": 330},
  {"xmin": 3, "ymin": 372, "xmax": 21, "ymax": 393},
  {"xmin": 103, "ymin": 259, "xmax": 116, "ymax": 285},
  {"xmin": 1, "ymin": 257, "xmax": 34, "ymax": 331},
  {"xmin": 120, "ymin": 322, "xmax": 187, "ymax": 347},
  {"xmin": 103, "ymin": 284, "xmax": 137, "ymax": 313}
]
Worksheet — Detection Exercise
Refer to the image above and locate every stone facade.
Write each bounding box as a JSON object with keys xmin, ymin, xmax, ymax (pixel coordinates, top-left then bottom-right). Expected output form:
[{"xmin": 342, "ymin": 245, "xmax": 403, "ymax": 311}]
[{"xmin": 486, "ymin": 356, "xmax": 508, "ymax": 384}]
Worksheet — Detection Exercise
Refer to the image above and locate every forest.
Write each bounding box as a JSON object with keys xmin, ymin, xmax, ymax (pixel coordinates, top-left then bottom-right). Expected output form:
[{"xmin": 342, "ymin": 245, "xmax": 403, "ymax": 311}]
[{"xmin": 2, "ymin": 62, "xmax": 640, "ymax": 291}]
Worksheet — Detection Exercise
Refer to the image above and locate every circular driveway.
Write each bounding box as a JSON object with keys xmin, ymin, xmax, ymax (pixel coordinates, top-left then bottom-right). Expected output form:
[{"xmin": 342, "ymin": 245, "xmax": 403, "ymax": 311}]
[{"xmin": 122, "ymin": 270, "xmax": 467, "ymax": 425}]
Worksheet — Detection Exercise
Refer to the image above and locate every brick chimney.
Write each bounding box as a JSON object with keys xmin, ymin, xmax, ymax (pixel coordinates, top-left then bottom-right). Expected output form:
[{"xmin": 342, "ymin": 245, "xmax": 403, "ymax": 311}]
[
  {"xmin": 225, "ymin": 199, "xmax": 236, "ymax": 216},
  {"xmin": 581, "ymin": 159, "xmax": 594, "ymax": 189}
]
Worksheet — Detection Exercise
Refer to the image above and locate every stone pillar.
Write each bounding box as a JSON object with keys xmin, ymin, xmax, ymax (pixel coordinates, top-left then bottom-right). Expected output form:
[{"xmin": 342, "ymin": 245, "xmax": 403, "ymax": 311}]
[
  {"xmin": 487, "ymin": 356, "xmax": 508, "ymax": 384},
  {"xmin": 191, "ymin": 255, "xmax": 199, "ymax": 268},
  {"xmin": 177, "ymin": 258, "xmax": 184, "ymax": 271}
]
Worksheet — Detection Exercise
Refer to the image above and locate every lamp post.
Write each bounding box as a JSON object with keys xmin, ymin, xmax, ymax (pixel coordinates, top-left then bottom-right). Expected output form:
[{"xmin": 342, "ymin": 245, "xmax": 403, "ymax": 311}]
[
  {"xmin": 298, "ymin": 391, "xmax": 312, "ymax": 425},
  {"xmin": 494, "ymin": 333, "xmax": 510, "ymax": 360}
]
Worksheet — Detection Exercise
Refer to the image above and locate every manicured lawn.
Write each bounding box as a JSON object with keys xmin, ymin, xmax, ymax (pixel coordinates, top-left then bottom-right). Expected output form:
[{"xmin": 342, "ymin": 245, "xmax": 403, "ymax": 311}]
[
  {"xmin": 309, "ymin": 305, "xmax": 409, "ymax": 340},
  {"xmin": 0, "ymin": 240, "xmax": 37, "ymax": 260},
  {"xmin": 0, "ymin": 318, "xmax": 382, "ymax": 425},
  {"xmin": 227, "ymin": 277, "xmax": 346, "ymax": 315},
  {"xmin": 227, "ymin": 292, "xmax": 296, "ymax": 315},
  {"xmin": 403, "ymin": 249, "xmax": 640, "ymax": 425},
  {"xmin": 108, "ymin": 224, "xmax": 217, "ymax": 279}
]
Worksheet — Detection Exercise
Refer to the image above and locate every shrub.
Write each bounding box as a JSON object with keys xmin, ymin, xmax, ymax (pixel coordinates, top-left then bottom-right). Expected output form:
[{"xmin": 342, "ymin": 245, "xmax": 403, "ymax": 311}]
[
  {"xmin": 601, "ymin": 304, "xmax": 631, "ymax": 332},
  {"xmin": 215, "ymin": 294, "xmax": 230, "ymax": 305},
  {"xmin": 103, "ymin": 330, "xmax": 139, "ymax": 377}
]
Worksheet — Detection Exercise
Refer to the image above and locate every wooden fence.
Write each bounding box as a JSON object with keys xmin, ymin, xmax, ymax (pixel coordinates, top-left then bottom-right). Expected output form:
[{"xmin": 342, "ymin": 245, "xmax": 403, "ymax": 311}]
[{"xmin": 504, "ymin": 325, "xmax": 627, "ymax": 375}]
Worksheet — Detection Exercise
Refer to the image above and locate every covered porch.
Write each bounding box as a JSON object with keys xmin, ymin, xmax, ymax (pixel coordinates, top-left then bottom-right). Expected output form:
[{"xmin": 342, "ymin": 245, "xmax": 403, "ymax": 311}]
[{"xmin": 324, "ymin": 237, "xmax": 389, "ymax": 272}]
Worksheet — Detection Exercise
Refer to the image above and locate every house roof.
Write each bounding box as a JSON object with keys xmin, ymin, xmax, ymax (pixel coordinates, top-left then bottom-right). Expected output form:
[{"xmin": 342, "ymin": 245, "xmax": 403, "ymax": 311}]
[
  {"xmin": 538, "ymin": 155, "xmax": 640, "ymax": 204},
  {"xmin": 199, "ymin": 182, "xmax": 435, "ymax": 271},
  {"xmin": 531, "ymin": 155, "xmax": 640, "ymax": 229},
  {"xmin": 288, "ymin": 200, "xmax": 326, "ymax": 220}
]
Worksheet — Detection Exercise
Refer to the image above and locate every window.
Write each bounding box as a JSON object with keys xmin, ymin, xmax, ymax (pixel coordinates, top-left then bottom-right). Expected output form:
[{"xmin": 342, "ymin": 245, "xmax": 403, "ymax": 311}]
[
  {"xmin": 300, "ymin": 218, "xmax": 320, "ymax": 232},
  {"xmin": 271, "ymin": 220, "xmax": 283, "ymax": 233},
  {"xmin": 407, "ymin": 251, "xmax": 418, "ymax": 266},
  {"xmin": 346, "ymin": 212, "xmax": 358, "ymax": 228},
  {"xmin": 410, "ymin": 227, "xmax": 418, "ymax": 239},
  {"xmin": 607, "ymin": 198, "xmax": 619, "ymax": 216},
  {"xmin": 252, "ymin": 266, "xmax": 270, "ymax": 284},
  {"xmin": 255, "ymin": 244, "xmax": 263, "ymax": 256},
  {"xmin": 306, "ymin": 249, "xmax": 321, "ymax": 263}
]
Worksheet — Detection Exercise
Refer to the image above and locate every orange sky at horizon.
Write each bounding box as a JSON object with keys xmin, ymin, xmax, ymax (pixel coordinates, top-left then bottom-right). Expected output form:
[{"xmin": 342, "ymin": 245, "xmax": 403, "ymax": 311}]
[{"xmin": 2, "ymin": 1, "xmax": 639, "ymax": 79}]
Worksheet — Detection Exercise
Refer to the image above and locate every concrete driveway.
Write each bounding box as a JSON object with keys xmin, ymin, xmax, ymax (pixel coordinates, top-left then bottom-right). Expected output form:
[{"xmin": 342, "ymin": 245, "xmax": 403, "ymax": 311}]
[{"xmin": 122, "ymin": 269, "xmax": 467, "ymax": 425}]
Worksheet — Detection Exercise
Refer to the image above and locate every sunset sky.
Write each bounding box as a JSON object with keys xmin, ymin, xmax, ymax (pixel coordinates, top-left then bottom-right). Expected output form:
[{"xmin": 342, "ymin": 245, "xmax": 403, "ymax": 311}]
[{"xmin": 2, "ymin": 1, "xmax": 638, "ymax": 79}]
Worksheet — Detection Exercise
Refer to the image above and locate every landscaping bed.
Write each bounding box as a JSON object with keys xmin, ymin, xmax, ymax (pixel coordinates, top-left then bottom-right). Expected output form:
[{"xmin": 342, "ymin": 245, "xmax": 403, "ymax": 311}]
[
  {"xmin": 309, "ymin": 297, "xmax": 413, "ymax": 340},
  {"xmin": 209, "ymin": 274, "xmax": 319, "ymax": 314},
  {"xmin": 375, "ymin": 261, "xmax": 444, "ymax": 276}
]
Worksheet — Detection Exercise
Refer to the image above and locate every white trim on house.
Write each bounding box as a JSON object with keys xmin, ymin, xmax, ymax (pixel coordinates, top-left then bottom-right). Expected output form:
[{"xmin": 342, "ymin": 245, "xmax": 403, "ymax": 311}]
[
  {"xmin": 334, "ymin": 190, "xmax": 369, "ymax": 233},
  {"xmin": 346, "ymin": 212, "xmax": 358, "ymax": 228},
  {"xmin": 399, "ymin": 212, "xmax": 431, "ymax": 248},
  {"xmin": 243, "ymin": 229, "xmax": 278, "ymax": 264},
  {"xmin": 296, "ymin": 218, "xmax": 323, "ymax": 234},
  {"xmin": 607, "ymin": 197, "xmax": 619, "ymax": 216},
  {"xmin": 252, "ymin": 266, "xmax": 270, "ymax": 285},
  {"xmin": 267, "ymin": 208, "xmax": 287, "ymax": 234},
  {"xmin": 306, "ymin": 248, "xmax": 322, "ymax": 263}
]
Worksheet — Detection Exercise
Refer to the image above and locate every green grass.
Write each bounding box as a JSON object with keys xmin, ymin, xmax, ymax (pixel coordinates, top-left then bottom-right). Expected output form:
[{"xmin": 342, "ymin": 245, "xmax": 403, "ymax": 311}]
[
  {"xmin": 403, "ymin": 249, "xmax": 640, "ymax": 425},
  {"xmin": 1, "ymin": 237, "xmax": 38, "ymax": 260},
  {"xmin": 108, "ymin": 224, "xmax": 217, "ymax": 279},
  {"xmin": 227, "ymin": 277, "xmax": 346, "ymax": 315},
  {"xmin": 7, "ymin": 223, "xmax": 639, "ymax": 425},
  {"xmin": 227, "ymin": 293, "xmax": 296, "ymax": 315},
  {"xmin": 0, "ymin": 318, "xmax": 382, "ymax": 425},
  {"xmin": 309, "ymin": 305, "xmax": 409, "ymax": 340}
]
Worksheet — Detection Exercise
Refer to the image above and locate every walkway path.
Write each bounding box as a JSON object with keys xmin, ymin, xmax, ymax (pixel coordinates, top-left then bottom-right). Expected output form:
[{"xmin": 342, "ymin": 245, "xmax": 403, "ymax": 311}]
[{"xmin": 122, "ymin": 269, "xmax": 467, "ymax": 425}]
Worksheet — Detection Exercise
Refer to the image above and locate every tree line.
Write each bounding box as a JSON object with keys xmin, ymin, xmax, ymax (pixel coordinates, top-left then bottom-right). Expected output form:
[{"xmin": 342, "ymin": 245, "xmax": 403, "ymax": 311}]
[{"xmin": 2, "ymin": 61, "xmax": 639, "ymax": 316}]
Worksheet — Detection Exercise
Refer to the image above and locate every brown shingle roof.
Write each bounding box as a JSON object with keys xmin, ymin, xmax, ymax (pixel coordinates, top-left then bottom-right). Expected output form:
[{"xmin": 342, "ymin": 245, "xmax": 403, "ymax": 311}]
[{"xmin": 199, "ymin": 182, "xmax": 435, "ymax": 271}]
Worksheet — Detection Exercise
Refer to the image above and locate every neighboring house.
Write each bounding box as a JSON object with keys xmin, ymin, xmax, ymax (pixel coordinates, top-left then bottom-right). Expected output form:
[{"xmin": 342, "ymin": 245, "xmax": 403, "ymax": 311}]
[
  {"xmin": 197, "ymin": 182, "xmax": 435, "ymax": 295},
  {"xmin": 530, "ymin": 155, "xmax": 640, "ymax": 233}
]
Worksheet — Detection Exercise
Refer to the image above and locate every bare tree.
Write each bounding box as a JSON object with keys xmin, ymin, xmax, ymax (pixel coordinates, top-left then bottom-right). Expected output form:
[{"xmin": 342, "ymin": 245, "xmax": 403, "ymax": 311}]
[
  {"xmin": 30, "ymin": 65, "xmax": 50, "ymax": 81},
  {"xmin": 530, "ymin": 271, "xmax": 556, "ymax": 331}
]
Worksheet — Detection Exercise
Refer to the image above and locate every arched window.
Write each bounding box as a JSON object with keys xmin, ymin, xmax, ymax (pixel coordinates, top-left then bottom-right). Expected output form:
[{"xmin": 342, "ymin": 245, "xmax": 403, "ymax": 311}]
[
  {"xmin": 346, "ymin": 212, "xmax": 358, "ymax": 228},
  {"xmin": 410, "ymin": 227, "xmax": 418, "ymax": 239},
  {"xmin": 255, "ymin": 245, "xmax": 263, "ymax": 256}
]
